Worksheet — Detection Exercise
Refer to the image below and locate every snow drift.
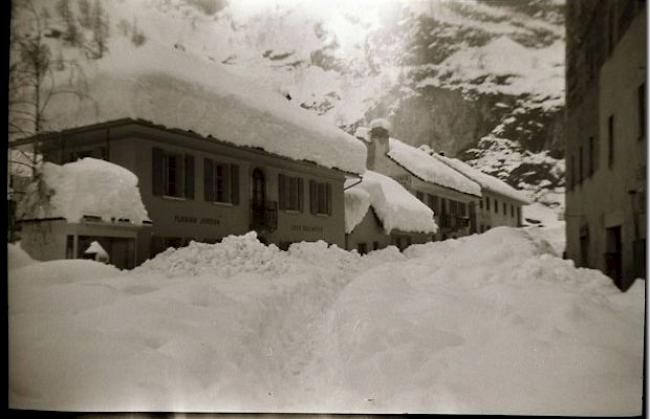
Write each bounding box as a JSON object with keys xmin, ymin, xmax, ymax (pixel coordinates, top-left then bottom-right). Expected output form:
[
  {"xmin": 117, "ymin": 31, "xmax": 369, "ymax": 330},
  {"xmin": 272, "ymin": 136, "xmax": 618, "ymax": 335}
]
[
  {"xmin": 18, "ymin": 158, "xmax": 149, "ymax": 224},
  {"xmin": 345, "ymin": 170, "xmax": 437, "ymax": 234},
  {"xmin": 8, "ymin": 228, "xmax": 644, "ymax": 415}
]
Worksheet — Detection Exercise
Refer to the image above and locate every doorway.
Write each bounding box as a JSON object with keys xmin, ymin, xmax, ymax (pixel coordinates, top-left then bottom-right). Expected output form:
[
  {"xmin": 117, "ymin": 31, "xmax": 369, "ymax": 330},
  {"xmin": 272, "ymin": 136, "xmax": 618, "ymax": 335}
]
[
  {"xmin": 251, "ymin": 168, "xmax": 266, "ymax": 228},
  {"xmin": 605, "ymin": 226, "xmax": 623, "ymax": 287}
]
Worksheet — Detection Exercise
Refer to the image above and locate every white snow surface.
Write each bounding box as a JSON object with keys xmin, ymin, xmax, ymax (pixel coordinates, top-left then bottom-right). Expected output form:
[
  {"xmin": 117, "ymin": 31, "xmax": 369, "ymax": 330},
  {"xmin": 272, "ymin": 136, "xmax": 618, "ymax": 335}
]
[
  {"xmin": 8, "ymin": 242, "xmax": 36, "ymax": 270},
  {"xmin": 39, "ymin": 38, "xmax": 367, "ymax": 175},
  {"xmin": 388, "ymin": 138, "xmax": 482, "ymax": 197},
  {"xmin": 8, "ymin": 228, "xmax": 643, "ymax": 415},
  {"xmin": 434, "ymin": 153, "xmax": 530, "ymax": 204},
  {"xmin": 18, "ymin": 158, "xmax": 149, "ymax": 224},
  {"xmin": 347, "ymin": 171, "xmax": 437, "ymax": 235},
  {"xmin": 343, "ymin": 187, "xmax": 371, "ymax": 234}
]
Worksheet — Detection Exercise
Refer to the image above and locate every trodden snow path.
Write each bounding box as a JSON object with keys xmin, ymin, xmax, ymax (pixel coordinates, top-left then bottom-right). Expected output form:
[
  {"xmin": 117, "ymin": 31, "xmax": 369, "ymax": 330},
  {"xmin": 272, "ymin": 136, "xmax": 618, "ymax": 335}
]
[{"xmin": 8, "ymin": 228, "xmax": 645, "ymax": 414}]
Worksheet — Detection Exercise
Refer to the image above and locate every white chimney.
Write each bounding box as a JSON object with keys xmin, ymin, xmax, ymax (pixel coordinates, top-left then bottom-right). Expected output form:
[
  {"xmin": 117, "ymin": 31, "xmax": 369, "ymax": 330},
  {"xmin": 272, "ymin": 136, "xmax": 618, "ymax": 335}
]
[{"xmin": 368, "ymin": 118, "xmax": 391, "ymax": 170}]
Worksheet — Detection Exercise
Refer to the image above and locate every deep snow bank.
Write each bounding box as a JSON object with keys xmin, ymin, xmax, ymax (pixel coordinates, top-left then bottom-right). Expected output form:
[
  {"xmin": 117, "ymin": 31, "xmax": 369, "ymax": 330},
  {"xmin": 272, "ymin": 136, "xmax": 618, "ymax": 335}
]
[{"xmin": 8, "ymin": 228, "xmax": 644, "ymax": 415}]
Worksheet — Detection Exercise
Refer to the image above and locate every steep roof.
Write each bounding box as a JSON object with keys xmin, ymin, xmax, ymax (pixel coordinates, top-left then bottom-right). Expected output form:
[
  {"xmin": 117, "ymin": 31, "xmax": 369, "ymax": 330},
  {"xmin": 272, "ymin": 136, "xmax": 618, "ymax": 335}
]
[
  {"xmin": 433, "ymin": 154, "xmax": 530, "ymax": 204},
  {"xmin": 387, "ymin": 138, "xmax": 482, "ymax": 197}
]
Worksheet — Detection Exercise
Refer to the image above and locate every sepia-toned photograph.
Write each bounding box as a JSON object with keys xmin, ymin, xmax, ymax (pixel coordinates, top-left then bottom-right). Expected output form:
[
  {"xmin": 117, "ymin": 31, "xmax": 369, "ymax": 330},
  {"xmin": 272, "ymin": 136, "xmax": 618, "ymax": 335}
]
[{"xmin": 7, "ymin": 0, "xmax": 646, "ymax": 415}]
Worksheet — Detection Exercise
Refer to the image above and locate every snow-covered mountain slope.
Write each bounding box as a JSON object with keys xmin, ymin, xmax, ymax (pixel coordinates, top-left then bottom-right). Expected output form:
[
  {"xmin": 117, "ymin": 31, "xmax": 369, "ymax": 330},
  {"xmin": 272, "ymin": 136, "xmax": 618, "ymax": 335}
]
[{"xmin": 12, "ymin": 0, "xmax": 566, "ymax": 208}]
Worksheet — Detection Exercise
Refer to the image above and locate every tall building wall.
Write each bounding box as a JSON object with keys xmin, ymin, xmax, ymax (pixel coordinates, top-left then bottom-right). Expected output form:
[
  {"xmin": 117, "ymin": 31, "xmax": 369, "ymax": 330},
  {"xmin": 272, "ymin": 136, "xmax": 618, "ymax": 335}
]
[{"xmin": 565, "ymin": 0, "xmax": 646, "ymax": 289}]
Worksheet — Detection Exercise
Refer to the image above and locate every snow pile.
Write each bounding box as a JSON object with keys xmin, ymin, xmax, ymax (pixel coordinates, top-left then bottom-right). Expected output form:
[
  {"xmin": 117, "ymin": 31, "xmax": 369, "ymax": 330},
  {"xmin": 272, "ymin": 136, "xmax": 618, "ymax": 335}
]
[
  {"xmin": 388, "ymin": 138, "xmax": 482, "ymax": 197},
  {"xmin": 8, "ymin": 242, "xmax": 36, "ymax": 270},
  {"xmin": 9, "ymin": 228, "xmax": 644, "ymax": 415},
  {"xmin": 523, "ymin": 202, "xmax": 566, "ymax": 256},
  {"xmin": 136, "ymin": 231, "xmax": 294, "ymax": 278},
  {"xmin": 40, "ymin": 38, "xmax": 367, "ymax": 175},
  {"xmin": 434, "ymin": 153, "xmax": 529, "ymax": 203},
  {"xmin": 347, "ymin": 171, "xmax": 437, "ymax": 235},
  {"xmin": 344, "ymin": 187, "xmax": 371, "ymax": 233},
  {"xmin": 18, "ymin": 158, "xmax": 149, "ymax": 224}
]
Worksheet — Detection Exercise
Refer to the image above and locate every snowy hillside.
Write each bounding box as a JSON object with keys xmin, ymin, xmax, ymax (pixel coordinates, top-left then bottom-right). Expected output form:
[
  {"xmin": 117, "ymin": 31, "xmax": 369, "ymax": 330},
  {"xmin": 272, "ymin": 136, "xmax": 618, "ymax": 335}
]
[
  {"xmin": 9, "ymin": 228, "xmax": 643, "ymax": 414},
  {"xmin": 11, "ymin": 0, "xmax": 566, "ymax": 208}
]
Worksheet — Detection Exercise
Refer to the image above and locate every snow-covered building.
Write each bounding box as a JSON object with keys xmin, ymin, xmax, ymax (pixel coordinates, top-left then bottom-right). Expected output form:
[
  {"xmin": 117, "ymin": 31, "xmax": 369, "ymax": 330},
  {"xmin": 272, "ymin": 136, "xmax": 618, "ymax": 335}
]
[
  {"xmin": 355, "ymin": 121, "xmax": 482, "ymax": 240},
  {"xmin": 565, "ymin": 0, "xmax": 646, "ymax": 290},
  {"xmin": 344, "ymin": 171, "xmax": 437, "ymax": 253},
  {"xmin": 16, "ymin": 158, "xmax": 151, "ymax": 269},
  {"xmin": 10, "ymin": 44, "xmax": 368, "ymax": 265},
  {"xmin": 432, "ymin": 153, "xmax": 530, "ymax": 232}
]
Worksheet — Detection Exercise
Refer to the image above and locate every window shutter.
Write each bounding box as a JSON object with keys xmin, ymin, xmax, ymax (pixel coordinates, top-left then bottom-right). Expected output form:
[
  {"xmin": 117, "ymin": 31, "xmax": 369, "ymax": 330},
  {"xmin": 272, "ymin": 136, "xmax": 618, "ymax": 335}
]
[
  {"xmin": 326, "ymin": 183, "xmax": 332, "ymax": 215},
  {"xmin": 184, "ymin": 154, "xmax": 195, "ymax": 199},
  {"xmin": 152, "ymin": 147, "xmax": 164, "ymax": 196},
  {"xmin": 309, "ymin": 180, "xmax": 317, "ymax": 214},
  {"xmin": 231, "ymin": 164, "xmax": 240, "ymax": 205},
  {"xmin": 298, "ymin": 178, "xmax": 304, "ymax": 212},
  {"xmin": 204, "ymin": 158, "xmax": 214, "ymax": 202},
  {"xmin": 279, "ymin": 174, "xmax": 287, "ymax": 210}
]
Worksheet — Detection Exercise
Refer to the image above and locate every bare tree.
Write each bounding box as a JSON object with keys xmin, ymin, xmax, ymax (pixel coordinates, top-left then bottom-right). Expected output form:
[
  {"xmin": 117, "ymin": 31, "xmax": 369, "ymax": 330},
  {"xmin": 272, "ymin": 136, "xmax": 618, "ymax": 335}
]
[{"xmin": 8, "ymin": 0, "xmax": 92, "ymax": 239}]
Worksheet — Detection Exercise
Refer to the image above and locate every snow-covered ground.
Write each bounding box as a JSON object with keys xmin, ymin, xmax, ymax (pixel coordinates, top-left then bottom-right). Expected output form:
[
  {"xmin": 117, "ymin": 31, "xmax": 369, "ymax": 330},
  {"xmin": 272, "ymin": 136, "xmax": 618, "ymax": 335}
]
[{"xmin": 9, "ymin": 228, "xmax": 643, "ymax": 415}]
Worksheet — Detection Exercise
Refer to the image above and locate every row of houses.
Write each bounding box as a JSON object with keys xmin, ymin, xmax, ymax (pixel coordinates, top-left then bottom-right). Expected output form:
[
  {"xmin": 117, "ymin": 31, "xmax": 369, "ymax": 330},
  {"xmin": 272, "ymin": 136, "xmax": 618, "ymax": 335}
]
[{"xmin": 9, "ymin": 45, "xmax": 529, "ymax": 268}]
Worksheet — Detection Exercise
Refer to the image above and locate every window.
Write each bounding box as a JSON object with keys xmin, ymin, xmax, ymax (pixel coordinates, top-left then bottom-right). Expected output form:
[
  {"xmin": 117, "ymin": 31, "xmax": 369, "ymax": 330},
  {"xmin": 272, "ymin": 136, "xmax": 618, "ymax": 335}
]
[
  {"xmin": 495, "ymin": 198, "xmax": 499, "ymax": 214},
  {"xmin": 280, "ymin": 174, "xmax": 304, "ymax": 212},
  {"xmin": 427, "ymin": 194, "xmax": 438, "ymax": 213},
  {"xmin": 459, "ymin": 202, "xmax": 466, "ymax": 217},
  {"xmin": 578, "ymin": 145, "xmax": 584, "ymax": 184},
  {"xmin": 516, "ymin": 207, "xmax": 522, "ymax": 225},
  {"xmin": 639, "ymin": 83, "xmax": 646, "ymax": 140},
  {"xmin": 373, "ymin": 241, "xmax": 379, "ymax": 250},
  {"xmin": 204, "ymin": 158, "xmax": 239, "ymax": 204},
  {"xmin": 358, "ymin": 242, "xmax": 367, "ymax": 255},
  {"xmin": 449, "ymin": 200, "xmax": 458, "ymax": 216},
  {"xmin": 511, "ymin": 204, "xmax": 515, "ymax": 218},
  {"xmin": 308, "ymin": 180, "xmax": 331, "ymax": 215},
  {"xmin": 152, "ymin": 148, "xmax": 194, "ymax": 199},
  {"xmin": 486, "ymin": 197, "xmax": 491, "ymax": 211},
  {"xmin": 503, "ymin": 202, "xmax": 507, "ymax": 214},
  {"xmin": 588, "ymin": 137, "xmax": 595, "ymax": 176},
  {"xmin": 479, "ymin": 199, "xmax": 483, "ymax": 210},
  {"xmin": 608, "ymin": 115, "xmax": 615, "ymax": 168}
]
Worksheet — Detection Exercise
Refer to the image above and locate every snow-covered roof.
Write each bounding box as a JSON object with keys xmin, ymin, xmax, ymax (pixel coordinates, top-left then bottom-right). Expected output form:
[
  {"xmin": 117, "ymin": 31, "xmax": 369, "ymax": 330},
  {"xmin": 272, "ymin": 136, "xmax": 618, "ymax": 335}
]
[
  {"xmin": 18, "ymin": 158, "xmax": 150, "ymax": 224},
  {"xmin": 434, "ymin": 154, "xmax": 530, "ymax": 204},
  {"xmin": 345, "ymin": 170, "xmax": 437, "ymax": 235},
  {"xmin": 353, "ymin": 127, "xmax": 370, "ymax": 143},
  {"xmin": 36, "ymin": 40, "xmax": 367, "ymax": 175},
  {"xmin": 387, "ymin": 138, "xmax": 482, "ymax": 197}
]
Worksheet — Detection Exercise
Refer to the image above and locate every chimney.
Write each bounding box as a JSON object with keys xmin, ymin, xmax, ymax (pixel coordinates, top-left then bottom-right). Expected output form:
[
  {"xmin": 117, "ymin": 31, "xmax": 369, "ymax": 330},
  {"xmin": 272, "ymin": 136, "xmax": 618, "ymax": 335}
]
[{"xmin": 368, "ymin": 118, "xmax": 391, "ymax": 171}]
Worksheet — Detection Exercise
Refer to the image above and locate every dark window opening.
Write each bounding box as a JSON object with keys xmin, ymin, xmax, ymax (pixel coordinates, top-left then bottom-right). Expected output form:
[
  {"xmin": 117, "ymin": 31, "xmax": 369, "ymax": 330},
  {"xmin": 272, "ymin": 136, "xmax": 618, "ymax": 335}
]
[
  {"xmin": 608, "ymin": 115, "xmax": 615, "ymax": 168},
  {"xmin": 639, "ymin": 83, "xmax": 646, "ymax": 140}
]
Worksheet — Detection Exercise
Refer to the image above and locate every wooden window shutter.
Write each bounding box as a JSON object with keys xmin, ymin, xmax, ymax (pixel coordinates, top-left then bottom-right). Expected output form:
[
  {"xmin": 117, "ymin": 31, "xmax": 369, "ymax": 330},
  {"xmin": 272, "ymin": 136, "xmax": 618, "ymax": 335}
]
[
  {"xmin": 152, "ymin": 147, "xmax": 164, "ymax": 196},
  {"xmin": 204, "ymin": 158, "xmax": 214, "ymax": 202},
  {"xmin": 230, "ymin": 164, "xmax": 240, "ymax": 205},
  {"xmin": 309, "ymin": 180, "xmax": 317, "ymax": 214},
  {"xmin": 326, "ymin": 183, "xmax": 332, "ymax": 215},
  {"xmin": 278, "ymin": 174, "xmax": 287, "ymax": 210},
  {"xmin": 298, "ymin": 178, "xmax": 304, "ymax": 212},
  {"xmin": 184, "ymin": 154, "xmax": 195, "ymax": 199}
]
